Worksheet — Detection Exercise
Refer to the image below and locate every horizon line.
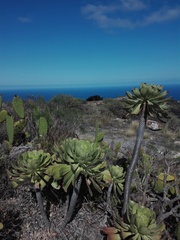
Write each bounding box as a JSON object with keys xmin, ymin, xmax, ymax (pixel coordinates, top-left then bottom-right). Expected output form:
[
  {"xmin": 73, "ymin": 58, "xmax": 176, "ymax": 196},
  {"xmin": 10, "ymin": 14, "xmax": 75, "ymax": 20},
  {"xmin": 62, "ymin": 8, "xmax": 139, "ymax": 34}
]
[{"xmin": 1, "ymin": 79, "xmax": 180, "ymax": 90}]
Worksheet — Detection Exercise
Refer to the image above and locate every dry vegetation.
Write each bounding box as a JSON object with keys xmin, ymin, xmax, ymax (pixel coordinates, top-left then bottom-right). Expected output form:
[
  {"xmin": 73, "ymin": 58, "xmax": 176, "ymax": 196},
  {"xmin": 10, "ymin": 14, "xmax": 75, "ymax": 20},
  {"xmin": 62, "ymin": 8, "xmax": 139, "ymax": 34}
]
[{"xmin": 0, "ymin": 94, "xmax": 180, "ymax": 240}]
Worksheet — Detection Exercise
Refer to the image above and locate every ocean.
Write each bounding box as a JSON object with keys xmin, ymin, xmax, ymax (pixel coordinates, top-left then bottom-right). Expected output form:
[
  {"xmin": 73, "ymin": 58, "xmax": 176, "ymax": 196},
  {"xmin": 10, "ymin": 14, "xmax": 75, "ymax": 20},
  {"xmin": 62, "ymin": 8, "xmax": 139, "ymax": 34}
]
[{"xmin": 1, "ymin": 84, "xmax": 180, "ymax": 102}]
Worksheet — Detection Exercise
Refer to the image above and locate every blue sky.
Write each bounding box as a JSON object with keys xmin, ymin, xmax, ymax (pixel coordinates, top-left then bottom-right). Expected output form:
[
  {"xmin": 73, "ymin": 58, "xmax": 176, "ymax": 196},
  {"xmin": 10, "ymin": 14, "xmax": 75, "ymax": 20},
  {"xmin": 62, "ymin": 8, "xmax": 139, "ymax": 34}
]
[{"xmin": 0, "ymin": 0, "xmax": 180, "ymax": 89}]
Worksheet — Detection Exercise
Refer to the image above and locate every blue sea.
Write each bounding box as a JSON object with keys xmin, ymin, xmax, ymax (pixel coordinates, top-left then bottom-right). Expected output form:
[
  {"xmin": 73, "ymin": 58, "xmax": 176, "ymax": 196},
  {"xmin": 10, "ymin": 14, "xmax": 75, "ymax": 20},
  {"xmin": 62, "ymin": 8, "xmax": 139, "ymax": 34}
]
[{"xmin": 1, "ymin": 84, "xmax": 180, "ymax": 102}]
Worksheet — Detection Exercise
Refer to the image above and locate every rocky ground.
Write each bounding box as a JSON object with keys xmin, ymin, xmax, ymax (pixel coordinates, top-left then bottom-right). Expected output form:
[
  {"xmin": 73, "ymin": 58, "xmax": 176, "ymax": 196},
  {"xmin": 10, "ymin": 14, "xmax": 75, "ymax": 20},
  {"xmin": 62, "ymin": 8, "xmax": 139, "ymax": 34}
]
[{"xmin": 0, "ymin": 98, "xmax": 180, "ymax": 240}]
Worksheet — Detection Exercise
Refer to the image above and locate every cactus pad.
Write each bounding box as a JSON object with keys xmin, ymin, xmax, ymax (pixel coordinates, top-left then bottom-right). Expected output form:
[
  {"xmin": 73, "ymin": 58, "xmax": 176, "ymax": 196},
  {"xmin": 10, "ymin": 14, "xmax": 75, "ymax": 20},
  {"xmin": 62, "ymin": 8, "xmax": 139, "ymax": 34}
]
[
  {"xmin": 12, "ymin": 95, "xmax": 25, "ymax": 119},
  {"xmin": 38, "ymin": 117, "xmax": 48, "ymax": 136},
  {"xmin": 0, "ymin": 109, "xmax": 8, "ymax": 122},
  {"xmin": 6, "ymin": 115, "xmax": 14, "ymax": 144}
]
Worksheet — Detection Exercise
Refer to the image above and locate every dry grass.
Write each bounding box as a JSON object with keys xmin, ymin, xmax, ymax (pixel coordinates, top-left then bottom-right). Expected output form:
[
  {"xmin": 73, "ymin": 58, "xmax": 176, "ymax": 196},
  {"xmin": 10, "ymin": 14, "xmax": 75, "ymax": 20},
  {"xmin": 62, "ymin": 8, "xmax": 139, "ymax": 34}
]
[
  {"xmin": 125, "ymin": 120, "xmax": 139, "ymax": 137},
  {"xmin": 143, "ymin": 131, "xmax": 150, "ymax": 139}
]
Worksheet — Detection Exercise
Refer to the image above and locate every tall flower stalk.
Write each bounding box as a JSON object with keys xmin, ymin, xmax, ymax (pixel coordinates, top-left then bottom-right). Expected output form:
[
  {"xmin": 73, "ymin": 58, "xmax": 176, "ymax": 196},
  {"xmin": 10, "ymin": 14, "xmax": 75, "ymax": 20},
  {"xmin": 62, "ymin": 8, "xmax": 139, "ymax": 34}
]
[{"xmin": 122, "ymin": 83, "xmax": 170, "ymax": 215}]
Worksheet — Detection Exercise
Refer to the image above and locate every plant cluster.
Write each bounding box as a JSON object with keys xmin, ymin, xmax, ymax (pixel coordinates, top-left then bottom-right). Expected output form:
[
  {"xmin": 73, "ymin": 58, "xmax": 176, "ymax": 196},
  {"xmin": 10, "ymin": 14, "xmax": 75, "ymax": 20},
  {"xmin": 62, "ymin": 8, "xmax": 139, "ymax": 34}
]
[
  {"xmin": 0, "ymin": 95, "xmax": 25, "ymax": 145},
  {"xmin": 0, "ymin": 83, "xmax": 179, "ymax": 239}
]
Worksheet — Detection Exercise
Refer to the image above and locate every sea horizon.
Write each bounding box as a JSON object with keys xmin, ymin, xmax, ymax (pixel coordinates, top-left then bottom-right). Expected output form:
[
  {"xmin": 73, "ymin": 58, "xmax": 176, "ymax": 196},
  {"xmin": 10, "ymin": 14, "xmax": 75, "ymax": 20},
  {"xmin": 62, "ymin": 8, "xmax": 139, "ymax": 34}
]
[{"xmin": 0, "ymin": 83, "xmax": 180, "ymax": 102}]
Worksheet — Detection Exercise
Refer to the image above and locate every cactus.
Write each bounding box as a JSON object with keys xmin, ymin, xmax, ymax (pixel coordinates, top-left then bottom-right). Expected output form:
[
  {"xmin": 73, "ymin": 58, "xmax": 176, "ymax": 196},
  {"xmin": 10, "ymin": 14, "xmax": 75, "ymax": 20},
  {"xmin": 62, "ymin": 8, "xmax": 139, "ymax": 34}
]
[
  {"xmin": 0, "ymin": 109, "xmax": 8, "ymax": 122},
  {"xmin": 33, "ymin": 107, "xmax": 48, "ymax": 138},
  {"xmin": 153, "ymin": 173, "xmax": 179, "ymax": 196},
  {"xmin": 0, "ymin": 95, "xmax": 26, "ymax": 145},
  {"xmin": 6, "ymin": 115, "xmax": 14, "ymax": 144},
  {"xmin": 37, "ymin": 117, "xmax": 48, "ymax": 137},
  {"xmin": 33, "ymin": 106, "xmax": 41, "ymax": 121},
  {"xmin": 12, "ymin": 95, "xmax": 25, "ymax": 119}
]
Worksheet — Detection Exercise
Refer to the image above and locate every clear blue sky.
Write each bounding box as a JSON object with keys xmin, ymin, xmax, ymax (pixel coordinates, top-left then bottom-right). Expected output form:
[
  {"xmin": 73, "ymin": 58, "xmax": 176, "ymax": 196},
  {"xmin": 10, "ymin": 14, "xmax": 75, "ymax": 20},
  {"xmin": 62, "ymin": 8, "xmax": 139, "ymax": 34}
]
[{"xmin": 0, "ymin": 0, "xmax": 180, "ymax": 89}]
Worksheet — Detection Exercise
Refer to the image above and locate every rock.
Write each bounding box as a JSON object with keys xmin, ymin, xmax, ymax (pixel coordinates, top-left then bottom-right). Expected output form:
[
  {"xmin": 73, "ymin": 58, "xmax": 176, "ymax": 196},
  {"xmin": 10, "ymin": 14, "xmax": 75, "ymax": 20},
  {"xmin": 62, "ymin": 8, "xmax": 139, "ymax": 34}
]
[
  {"xmin": 157, "ymin": 146, "xmax": 166, "ymax": 155},
  {"xmin": 172, "ymin": 152, "xmax": 180, "ymax": 159},
  {"xmin": 146, "ymin": 120, "xmax": 162, "ymax": 131},
  {"xmin": 174, "ymin": 141, "xmax": 180, "ymax": 145}
]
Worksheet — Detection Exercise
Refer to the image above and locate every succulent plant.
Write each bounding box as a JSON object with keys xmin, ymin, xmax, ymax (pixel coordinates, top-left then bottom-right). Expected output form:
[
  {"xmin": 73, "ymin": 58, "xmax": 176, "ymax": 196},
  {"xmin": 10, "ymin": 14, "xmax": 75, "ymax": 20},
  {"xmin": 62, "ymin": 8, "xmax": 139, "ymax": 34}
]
[
  {"xmin": 0, "ymin": 109, "xmax": 8, "ymax": 122},
  {"xmin": 153, "ymin": 172, "xmax": 179, "ymax": 196},
  {"xmin": 8, "ymin": 149, "xmax": 52, "ymax": 228},
  {"xmin": 49, "ymin": 138, "xmax": 106, "ymax": 226},
  {"xmin": 122, "ymin": 83, "xmax": 170, "ymax": 215},
  {"xmin": 102, "ymin": 165, "xmax": 125, "ymax": 204},
  {"xmin": 9, "ymin": 150, "xmax": 52, "ymax": 189},
  {"xmin": 52, "ymin": 138, "xmax": 106, "ymax": 192},
  {"xmin": 37, "ymin": 116, "xmax": 48, "ymax": 137},
  {"xmin": 102, "ymin": 201, "xmax": 165, "ymax": 240},
  {"xmin": 124, "ymin": 83, "xmax": 170, "ymax": 119},
  {"xmin": 12, "ymin": 95, "xmax": 25, "ymax": 119},
  {"xmin": 6, "ymin": 115, "xmax": 14, "ymax": 144},
  {"xmin": 0, "ymin": 95, "xmax": 26, "ymax": 144}
]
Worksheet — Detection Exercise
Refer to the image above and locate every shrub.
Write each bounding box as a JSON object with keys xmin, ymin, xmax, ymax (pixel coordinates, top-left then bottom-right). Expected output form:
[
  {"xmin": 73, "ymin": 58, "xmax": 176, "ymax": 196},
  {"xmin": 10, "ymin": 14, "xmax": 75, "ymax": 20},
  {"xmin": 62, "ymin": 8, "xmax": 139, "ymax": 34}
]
[
  {"xmin": 103, "ymin": 98, "xmax": 127, "ymax": 118},
  {"xmin": 86, "ymin": 95, "xmax": 103, "ymax": 101}
]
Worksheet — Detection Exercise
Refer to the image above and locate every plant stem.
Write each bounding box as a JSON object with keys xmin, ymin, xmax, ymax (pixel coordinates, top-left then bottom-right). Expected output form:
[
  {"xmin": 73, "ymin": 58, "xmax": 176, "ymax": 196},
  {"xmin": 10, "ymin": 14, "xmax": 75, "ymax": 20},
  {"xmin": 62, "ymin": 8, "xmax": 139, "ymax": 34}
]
[
  {"xmin": 62, "ymin": 175, "xmax": 82, "ymax": 227},
  {"xmin": 122, "ymin": 104, "xmax": 146, "ymax": 215},
  {"xmin": 35, "ymin": 187, "xmax": 51, "ymax": 229},
  {"xmin": 107, "ymin": 182, "xmax": 113, "ymax": 213}
]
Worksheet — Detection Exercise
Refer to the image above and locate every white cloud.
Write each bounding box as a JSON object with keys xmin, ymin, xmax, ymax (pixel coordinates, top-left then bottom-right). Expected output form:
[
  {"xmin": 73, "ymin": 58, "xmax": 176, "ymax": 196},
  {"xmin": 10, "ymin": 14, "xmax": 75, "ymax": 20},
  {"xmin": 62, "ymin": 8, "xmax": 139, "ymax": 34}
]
[
  {"xmin": 81, "ymin": 4, "xmax": 135, "ymax": 28},
  {"xmin": 119, "ymin": 0, "xmax": 147, "ymax": 11},
  {"xmin": 81, "ymin": 2, "xmax": 180, "ymax": 29},
  {"xmin": 143, "ymin": 7, "xmax": 180, "ymax": 25},
  {"xmin": 17, "ymin": 17, "xmax": 32, "ymax": 23},
  {"xmin": 81, "ymin": 4, "xmax": 120, "ymax": 17}
]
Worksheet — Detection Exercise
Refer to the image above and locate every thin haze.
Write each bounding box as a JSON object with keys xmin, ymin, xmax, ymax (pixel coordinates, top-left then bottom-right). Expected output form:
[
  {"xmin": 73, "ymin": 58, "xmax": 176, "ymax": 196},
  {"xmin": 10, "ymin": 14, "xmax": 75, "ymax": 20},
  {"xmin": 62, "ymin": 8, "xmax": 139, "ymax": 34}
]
[{"xmin": 0, "ymin": 0, "xmax": 180, "ymax": 89}]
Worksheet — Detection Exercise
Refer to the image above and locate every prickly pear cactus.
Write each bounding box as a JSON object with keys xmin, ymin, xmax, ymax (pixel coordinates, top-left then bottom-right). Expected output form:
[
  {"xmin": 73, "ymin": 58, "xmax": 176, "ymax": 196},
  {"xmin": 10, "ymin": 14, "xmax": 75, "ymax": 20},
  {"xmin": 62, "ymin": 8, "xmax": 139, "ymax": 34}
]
[
  {"xmin": 154, "ymin": 173, "xmax": 178, "ymax": 196},
  {"xmin": 38, "ymin": 117, "xmax": 48, "ymax": 136},
  {"xmin": 0, "ymin": 95, "xmax": 7, "ymax": 122},
  {"xmin": 6, "ymin": 115, "xmax": 14, "ymax": 144},
  {"xmin": 0, "ymin": 110, "xmax": 8, "ymax": 122},
  {"xmin": 12, "ymin": 95, "xmax": 25, "ymax": 119},
  {"xmin": 0, "ymin": 95, "xmax": 26, "ymax": 145}
]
